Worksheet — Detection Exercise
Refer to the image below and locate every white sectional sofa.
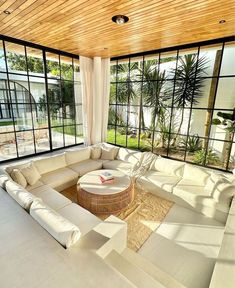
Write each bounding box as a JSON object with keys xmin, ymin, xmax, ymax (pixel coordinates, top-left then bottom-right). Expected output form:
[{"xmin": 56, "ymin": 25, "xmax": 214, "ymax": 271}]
[
  {"xmin": 1, "ymin": 143, "xmax": 235, "ymax": 288},
  {"xmin": 137, "ymin": 156, "xmax": 235, "ymax": 223}
]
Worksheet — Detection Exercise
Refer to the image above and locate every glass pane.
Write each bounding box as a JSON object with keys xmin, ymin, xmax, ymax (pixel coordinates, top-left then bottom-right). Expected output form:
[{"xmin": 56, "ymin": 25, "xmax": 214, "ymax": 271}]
[
  {"xmin": 139, "ymin": 130, "xmax": 152, "ymax": 151},
  {"xmin": 14, "ymin": 104, "xmax": 33, "ymax": 131},
  {"xmin": 60, "ymin": 56, "xmax": 73, "ymax": 81},
  {"xmin": 28, "ymin": 77, "xmax": 46, "ymax": 103},
  {"xmin": 0, "ymin": 132, "xmax": 17, "ymax": 160},
  {"xmin": 192, "ymin": 78, "xmax": 214, "ymax": 108},
  {"xmin": 214, "ymin": 78, "xmax": 235, "ymax": 109},
  {"xmin": 152, "ymin": 131, "xmax": 168, "ymax": 156},
  {"xmin": 35, "ymin": 129, "xmax": 50, "ymax": 153},
  {"xmin": 107, "ymin": 125, "xmax": 116, "ymax": 144},
  {"xmin": 168, "ymin": 134, "xmax": 186, "ymax": 160},
  {"xmin": 110, "ymin": 61, "xmax": 117, "ymax": 82},
  {"xmin": 210, "ymin": 110, "xmax": 234, "ymax": 140},
  {"xmin": 26, "ymin": 47, "xmax": 44, "ymax": 74},
  {"xmin": 35, "ymin": 103, "xmax": 48, "ymax": 128},
  {"xmin": 116, "ymin": 105, "xmax": 127, "ymax": 126},
  {"xmin": 228, "ymin": 143, "xmax": 235, "ymax": 171},
  {"xmin": 130, "ymin": 56, "xmax": 141, "ymax": 81},
  {"xmin": 5, "ymin": 42, "xmax": 27, "ymax": 74},
  {"xmin": 171, "ymin": 108, "xmax": 190, "ymax": 135},
  {"xmin": 205, "ymin": 139, "xmax": 226, "ymax": 169},
  {"xmin": 189, "ymin": 109, "xmax": 207, "ymax": 137},
  {"xmin": 116, "ymin": 127, "xmax": 127, "ymax": 147},
  {"xmin": 75, "ymin": 104, "xmax": 82, "ymax": 125},
  {"xmin": 61, "ymin": 80, "xmax": 74, "ymax": 104},
  {"xmin": 76, "ymin": 125, "xmax": 83, "ymax": 144},
  {"xmin": 0, "ymin": 41, "xmax": 6, "ymax": 72},
  {"xmin": 220, "ymin": 42, "xmax": 235, "ymax": 76},
  {"xmin": 46, "ymin": 53, "xmax": 60, "ymax": 78},
  {"xmin": 160, "ymin": 51, "xmax": 177, "ymax": 80},
  {"xmin": 129, "ymin": 105, "xmax": 139, "ymax": 129},
  {"xmin": 185, "ymin": 136, "xmax": 203, "ymax": 163},
  {"xmin": 64, "ymin": 126, "xmax": 76, "ymax": 145},
  {"xmin": 16, "ymin": 131, "xmax": 35, "ymax": 156},
  {"xmin": 74, "ymin": 81, "xmax": 82, "ymax": 104},
  {"xmin": 50, "ymin": 103, "xmax": 63, "ymax": 126},
  {"xmin": 117, "ymin": 58, "xmax": 129, "ymax": 82},
  {"xmin": 199, "ymin": 44, "xmax": 223, "ymax": 77},
  {"xmin": 51, "ymin": 127, "xmax": 64, "ymax": 148},
  {"xmin": 63, "ymin": 104, "xmax": 75, "ymax": 125},
  {"xmin": 110, "ymin": 83, "xmax": 116, "ymax": 103}
]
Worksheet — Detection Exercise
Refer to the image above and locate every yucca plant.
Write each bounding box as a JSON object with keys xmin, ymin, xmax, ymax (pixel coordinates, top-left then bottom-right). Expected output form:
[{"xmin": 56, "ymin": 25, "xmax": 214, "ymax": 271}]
[
  {"xmin": 193, "ymin": 148, "xmax": 219, "ymax": 165},
  {"xmin": 180, "ymin": 134, "xmax": 202, "ymax": 153}
]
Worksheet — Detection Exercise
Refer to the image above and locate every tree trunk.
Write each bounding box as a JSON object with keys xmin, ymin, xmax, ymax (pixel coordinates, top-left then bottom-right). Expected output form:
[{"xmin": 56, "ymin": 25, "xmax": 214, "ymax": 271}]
[
  {"xmin": 222, "ymin": 132, "xmax": 234, "ymax": 169},
  {"xmin": 203, "ymin": 50, "xmax": 222, "ymax": 148}
]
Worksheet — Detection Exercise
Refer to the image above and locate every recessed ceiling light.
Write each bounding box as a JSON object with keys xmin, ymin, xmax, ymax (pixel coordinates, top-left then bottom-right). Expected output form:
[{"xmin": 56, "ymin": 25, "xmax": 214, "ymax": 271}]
[
  {"xmin": 112, "ymin": 15, "xmax": 129, "ymax": 25},
  {"xmin": 219, "ymin": 19, "xmax": 226, "ymax": 24},
  {"xmin": 3, "ymin": 10, "xmax": 11, "ymax": 15}
]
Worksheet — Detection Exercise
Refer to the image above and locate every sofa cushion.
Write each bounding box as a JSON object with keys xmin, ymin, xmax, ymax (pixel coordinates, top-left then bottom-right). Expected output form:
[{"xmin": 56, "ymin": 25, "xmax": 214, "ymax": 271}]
[
  {"xmin": 26, "ymin": 180, "xmax": 45, "ymax": 192},
  {"xmin": 183, "ymin": 163, "xmax": 210, "ymax": 185},
  {"xmin": 5, "ymin": 180, "xmax": 38, "ymax": 211},
  {"xmin": 150, "ymin": 156, "xmax": 185, "ymax": 177},
  {"xmin": 139, "ymin": 170, "xmax": 181, "ymax": 193},
  {"xmin": 10, "ymin": 169, "xmax": 27, "ymax": 188},
  {"xmin": 69, "ymin": 159, "xmax": 103, "ymax": 176},
  {"xmin": 65, "ymin": 148, "xmax": 90, "ymax": 166},
  {"xmin": 116, "ymin": 147, "xmax": 143, "ymax": 165},
  {"xmin": 21, "ymin": 162, "xmax": 41, "ymax": 186},
  {"xmin": 173, "ymin": 179, "xmax": 229, "ymax": 213},
  {"xmin": 40, "ymin": 167, "xmax": 78, "ymax": 191},
  {"xmin": 30, "ymin": 199, "xmax": 81, "ymax": 248},
  {"xmin": 30, "ymin": 185, "xmax": 71, "ymax": 211},
  {"xmin": 34, "ymin": 153, "xmax": 67, "ymax": 175},
  {"xmin": 102, "ymin": 160, "xmax": 133, "ymax": 174},
  {"xmin": 101, "ymin": 146, "xmax": 116, "ymax": 160},
  {"xmin": 0, "ymin": 169, "xmax": 10, "ymax": 189},
  {"xmin": 90, "ymin": 146, "xmax": 102, "ymax": 159},
  {"xmin": 58, "ymin": 203, "xmax": 101, "ymax": 236}
]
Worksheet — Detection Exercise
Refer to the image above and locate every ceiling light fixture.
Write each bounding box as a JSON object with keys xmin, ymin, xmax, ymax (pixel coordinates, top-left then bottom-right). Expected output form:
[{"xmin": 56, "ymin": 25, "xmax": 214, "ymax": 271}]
[
  {"xmin": 219, "ymin": 19, "xmax": 226, "ymax": 24},
  {"xmin": 3, "ymin": 10, "xmax": 11, "ymax": 15},
  {"xmin": 112, "ymin": 15, "xmax": 129, "ymax": 25}
]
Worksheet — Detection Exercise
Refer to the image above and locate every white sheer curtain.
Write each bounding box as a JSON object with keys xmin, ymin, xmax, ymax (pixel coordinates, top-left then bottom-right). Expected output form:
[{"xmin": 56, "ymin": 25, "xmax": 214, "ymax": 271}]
[
  {"xmin": 79, "ymin": 56, "xmax": 110, "ymax": 145},
  {"xmin": 79, "ymin": 56, "xmax": 93, "ymax": 145}
]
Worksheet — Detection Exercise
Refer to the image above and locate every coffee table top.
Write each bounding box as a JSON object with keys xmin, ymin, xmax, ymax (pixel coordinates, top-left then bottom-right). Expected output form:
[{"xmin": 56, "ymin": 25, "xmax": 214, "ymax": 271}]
[{"xmin": 78, "ymin": 169, "xmax": 131, "ymax": 195}]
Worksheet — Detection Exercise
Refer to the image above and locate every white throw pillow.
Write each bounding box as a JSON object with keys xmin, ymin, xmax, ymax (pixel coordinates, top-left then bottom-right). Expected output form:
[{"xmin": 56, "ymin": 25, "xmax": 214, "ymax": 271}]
[
  {"xmin": 101, "ymin": 147, "xmax": 116, "ymax": 160},
  {"xmin": 5, "ymin": 180, "xmax": 37, "ymax": 211},
  {"xmin": 90, "ymin": 146, "xmax": 102, "ymax": 159},
  {"xmin": 11, "ymin": 169, "xmax": 27, "ymax": 188},
  {"xmin": 183, "ymin": 163, "xmax": 210, "ymax": 185},
  {"xmin": 21, "ymin": 162, "xmax": 41, "ymax": 186},
  {"xmin": 30, "ymin": 199, "xmax": 81, "ymax": 248}
]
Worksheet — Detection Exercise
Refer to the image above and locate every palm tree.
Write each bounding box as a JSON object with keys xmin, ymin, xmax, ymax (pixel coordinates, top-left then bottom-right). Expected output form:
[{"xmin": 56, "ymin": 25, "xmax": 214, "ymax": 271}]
[
  {"xmin": 171, "ymin": 54, "xmax": 207, "ymax": 146},
  {"xmin": 138, "ymin": 60, "xmax": 168, "ymax": 131}
]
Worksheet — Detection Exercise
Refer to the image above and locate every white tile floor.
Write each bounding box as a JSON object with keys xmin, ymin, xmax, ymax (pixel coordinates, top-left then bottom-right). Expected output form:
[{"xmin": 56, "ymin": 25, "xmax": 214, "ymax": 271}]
[{"xmin": 138, "ymin": 204, "xmax": 225, "ymax": 288}]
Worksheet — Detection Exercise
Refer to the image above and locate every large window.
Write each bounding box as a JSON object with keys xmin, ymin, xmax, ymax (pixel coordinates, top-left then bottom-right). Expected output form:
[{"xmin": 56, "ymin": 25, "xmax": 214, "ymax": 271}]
[
  {"xmin": 108, "ymin": 39, "xmax": 235, "ymax": 172},
  {"xmin": 0, "ymin": 37, "xmax": 83, "ymax": 162}
]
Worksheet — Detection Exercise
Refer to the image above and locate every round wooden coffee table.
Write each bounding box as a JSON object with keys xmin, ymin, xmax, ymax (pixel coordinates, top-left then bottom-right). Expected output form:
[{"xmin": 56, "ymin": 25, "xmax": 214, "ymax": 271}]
[{"xmin": 77, "ymin": 169, "xmax": 134, "ymax": 214}]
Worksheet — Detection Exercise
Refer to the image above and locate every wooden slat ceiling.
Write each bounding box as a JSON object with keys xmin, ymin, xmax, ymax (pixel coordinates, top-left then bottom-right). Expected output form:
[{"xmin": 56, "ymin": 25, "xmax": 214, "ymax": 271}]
[{"xmin": 0, "ymin": 0, "xmax": 235, "ymax": 58}]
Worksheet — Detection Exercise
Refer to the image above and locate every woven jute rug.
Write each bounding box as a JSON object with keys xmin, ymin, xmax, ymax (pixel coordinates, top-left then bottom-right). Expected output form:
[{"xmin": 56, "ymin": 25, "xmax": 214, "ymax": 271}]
[{"xmin": 62, "ymin": 184, "xmax": 173, "ymax": 252}]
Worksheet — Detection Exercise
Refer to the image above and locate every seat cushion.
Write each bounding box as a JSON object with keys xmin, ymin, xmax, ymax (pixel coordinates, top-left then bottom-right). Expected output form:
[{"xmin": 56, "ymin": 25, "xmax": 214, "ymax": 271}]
[
  {"xmin": 30, "ymin": 199, "xmax": 81, "ymax": 248},
  {"xmin": 102, "ymin": 160, "xmax": 133, "ymax": 174},
  {"xmin": 139, "ymin": 170, "xmax": 181, "ymax": 193},
  {"xmin": 34, "ymin": 153, "xmax": 67, "ymax": 175},
  {"xmin": 69, "ymin": 159, "xmax": 103, "ymax": 176},
  {"xmin": 40, "ymin": 167, "xmax": 78, "ymax": 191},
  {"xmin": 65, "ymin": 147, "xmax": 90, "ymax": 166},
  {"xmin": 173, "ymin": 179, "xmax": 229, "ymax": 213},
  {"xmin": 5, "ymin": 180, "xmax": 38, "ymax": 211},
  {"xmin": 58, "ymin": 203, "xmax": 101, "ymax": 236},
  {"xmin": 30, "ymin": 185, "xmax": 71, "ymax": 211},
  {"xmin": 26, "ymin": 180, "xmax": 45, "ymax": 192}
]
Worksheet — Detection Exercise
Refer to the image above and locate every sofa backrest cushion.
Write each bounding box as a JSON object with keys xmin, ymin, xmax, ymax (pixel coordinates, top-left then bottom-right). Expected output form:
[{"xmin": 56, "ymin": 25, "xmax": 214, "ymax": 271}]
[
  {"xmin": 205, "ymin": 172, "xmax": 235, "ymax": 205},
  {"xmin": 30, "ymin": 199, "xmax": 81, "ymax": 248},
  {"xmin": 5, "ymin": 180, "xmax": 38, "ymax": 211},
  {"xmin": 34, "ymin": 154, "xmax": 67, "ymax": 175},
  {"xmin": 65, "ymin": 148, "xmax": 90, "ymax": 166},
  {"xmin": 117, "ymin": 148, "xmax": 142, "ymax": 165},
  {"xmin": 0, "ymin": 168, "xmax": 10, "ymax": 189},
  {"xmin": 150, "ymin": 156, "xmax": 185, "ymax": 177},
  {"xmin": 183, "ymin": 163, "xmax": 210, "ymax": 185},
  {"xmin": 90, "ymin": 146, "xmax": 102, "ymax": 159},
  {"xmin": 20, "ymin": 162, "xmax": 41, "ymax": 186},
  {"xmin": 10, "ymin": 169, "xmax": 27, "ymax": 188}
]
